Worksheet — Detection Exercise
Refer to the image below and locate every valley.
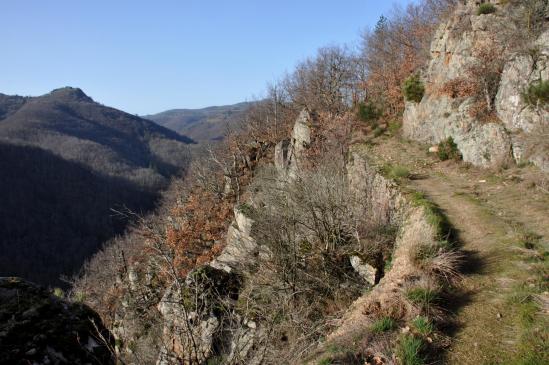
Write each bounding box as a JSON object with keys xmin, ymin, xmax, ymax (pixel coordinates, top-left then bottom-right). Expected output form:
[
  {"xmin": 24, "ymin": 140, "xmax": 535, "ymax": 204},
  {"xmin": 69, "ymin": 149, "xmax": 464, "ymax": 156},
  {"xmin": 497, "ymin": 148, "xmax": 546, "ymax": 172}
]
[
  {"xmin": 0, "ymin": 87, "xmax": 194, "ymax": 286},
  {"xmin": 1, "ymin": 0, "xmax": 548, "ymax": 364}
]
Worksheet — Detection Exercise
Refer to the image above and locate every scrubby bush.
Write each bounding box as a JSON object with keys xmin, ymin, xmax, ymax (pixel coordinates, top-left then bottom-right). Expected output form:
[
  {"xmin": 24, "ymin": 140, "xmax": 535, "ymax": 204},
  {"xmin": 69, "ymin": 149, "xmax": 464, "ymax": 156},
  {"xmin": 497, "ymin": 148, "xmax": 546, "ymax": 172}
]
[
  {"xmin": 437, "ymin": 137, "xmax": 461, "ymax": 161},
  {"xmin": 388, "ymin": 120, "xmax": 402, "ymax": 135},
  {"xmin": 237, "ymin": 202, "xmax": 255, "ymax": 217},
  {"xmin": 410, "ymin": 243, "xmax": 462, "ymax": 283},
  {"xmin": 318, "ymin": 357, "xmax": 332, "ymax": 365},
  {"xmin": 53, "ymin": 287, "xmax": 64, "ymax": 298},
  {"xmin": 392, "ymin": 165, "xmax": 411, "ymax": 179},
  {"xmin": 374, "ymin": 126, "xmax": 385, "ymax": 137},
  {"xmin": 441, "ymin": 77, "xmax": 477, "ymax": 98},
  {"xmin": 403, "ymin": 74, "xmax": 425, "ymax": 103},
  {"xmin": 477, "ymin": 3, "xmax": 496, "ymax": 15},
  {"xmin": 382, "ymin": 163, "xmax": 411, "ymax": 181},
  {"xmin": 357, "ymin": 101, "xmax": 382, "ymax": 124},
  {"xmin": 522, "ymin": 80, "xmax": 549, "ymax": 106},
  {"xmin": 389, "ymin": 165, "xmax": 410, "ymax": 180}
]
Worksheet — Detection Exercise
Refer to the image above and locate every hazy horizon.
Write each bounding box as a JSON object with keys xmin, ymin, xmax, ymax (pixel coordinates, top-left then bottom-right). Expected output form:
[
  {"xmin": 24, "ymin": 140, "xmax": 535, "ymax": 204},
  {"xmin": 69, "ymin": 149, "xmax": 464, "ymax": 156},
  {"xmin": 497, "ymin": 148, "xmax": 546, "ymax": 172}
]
[{"xmin": 1, "ymin": 0, "xmax": 415, "ymax": 115}]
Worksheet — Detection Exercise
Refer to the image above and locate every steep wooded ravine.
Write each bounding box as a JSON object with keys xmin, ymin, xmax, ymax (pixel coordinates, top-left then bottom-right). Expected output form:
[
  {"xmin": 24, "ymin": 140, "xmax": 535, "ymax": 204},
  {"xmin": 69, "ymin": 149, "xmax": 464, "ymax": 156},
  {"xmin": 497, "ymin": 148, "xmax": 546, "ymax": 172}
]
[{"xmin": 0, "ymin": 87, "xmax": 193, "ymax": 286}]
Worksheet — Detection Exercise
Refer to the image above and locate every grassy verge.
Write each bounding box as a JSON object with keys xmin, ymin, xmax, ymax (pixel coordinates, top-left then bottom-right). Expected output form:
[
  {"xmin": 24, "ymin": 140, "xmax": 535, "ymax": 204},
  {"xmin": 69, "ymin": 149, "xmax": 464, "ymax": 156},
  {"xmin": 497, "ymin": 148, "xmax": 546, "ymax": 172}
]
[
  {"xmin": 409, "ymin": 191, "xmax": 453, "ymax": 240},
  {"xmin": 504, "ymin": 228, "xmax": 548, "ymax": 364}
]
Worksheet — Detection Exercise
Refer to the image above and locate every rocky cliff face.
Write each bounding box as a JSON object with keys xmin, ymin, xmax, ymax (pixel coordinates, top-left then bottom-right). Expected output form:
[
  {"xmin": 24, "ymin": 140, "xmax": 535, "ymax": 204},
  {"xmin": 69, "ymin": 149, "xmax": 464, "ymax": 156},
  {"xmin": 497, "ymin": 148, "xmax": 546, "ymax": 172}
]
[
  {"xmin": 154, "ymin": 112, "xmax": 318, "ymax": 364},
  {"xmin": 274, "ymin": 109, "xmax": 314, "ymax": 180},
  {"xmin": 0, "ymin": 277, "xmax": 114, "ymax": 365},
  {"xmin": 107, "ymin": 110, "xmax": 390, "ymax": 364},
  {"xmin": 496, "ymin": 29, "xmax": 549, "ymax": 169},
  {"xmin": 403, "ymin": 0, "xmax": 549, "ymax": 171},
  {"xmin": 82, "ymin": 105, "xmax": 465, "ymax": 363}
]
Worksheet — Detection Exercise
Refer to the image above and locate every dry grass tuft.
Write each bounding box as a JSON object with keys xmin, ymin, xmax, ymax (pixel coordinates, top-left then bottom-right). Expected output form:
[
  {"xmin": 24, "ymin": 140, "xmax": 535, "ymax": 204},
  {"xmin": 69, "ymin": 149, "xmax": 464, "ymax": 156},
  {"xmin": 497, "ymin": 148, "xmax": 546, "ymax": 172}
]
[{"xmin": 409, "ymin": 242, "xmax": 463, "ymax": 283}]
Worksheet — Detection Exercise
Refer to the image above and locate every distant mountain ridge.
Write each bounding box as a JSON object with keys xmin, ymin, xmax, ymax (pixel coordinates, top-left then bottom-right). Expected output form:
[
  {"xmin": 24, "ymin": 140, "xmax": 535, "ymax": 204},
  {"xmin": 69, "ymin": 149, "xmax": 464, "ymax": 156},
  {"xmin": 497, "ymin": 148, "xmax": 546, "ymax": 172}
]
[
  {"xmin": 0, "ymin": 87, "xmax": 194, "ymax": 185},
  {"xmin": 0, "ymin": 87, "xmax": 194, "ymax": 286},
  {"xmin": 146, "ymin": 101, "xmax": 252, "ymax": 142}
]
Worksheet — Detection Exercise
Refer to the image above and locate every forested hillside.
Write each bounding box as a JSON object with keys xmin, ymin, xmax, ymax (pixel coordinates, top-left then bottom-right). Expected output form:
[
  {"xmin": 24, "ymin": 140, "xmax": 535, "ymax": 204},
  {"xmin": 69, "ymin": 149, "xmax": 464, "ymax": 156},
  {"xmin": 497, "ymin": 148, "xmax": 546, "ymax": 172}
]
[
  {"xmin": 0, "ymin": 87, "xmax": 193, "ymax": 286},
  {"xmin": 0, "ymin": 87, "xmax": 194, "ymax": 185},
  {"xmin": 146, "ymin": 102, "xmax": 252, "ymax": 142}
]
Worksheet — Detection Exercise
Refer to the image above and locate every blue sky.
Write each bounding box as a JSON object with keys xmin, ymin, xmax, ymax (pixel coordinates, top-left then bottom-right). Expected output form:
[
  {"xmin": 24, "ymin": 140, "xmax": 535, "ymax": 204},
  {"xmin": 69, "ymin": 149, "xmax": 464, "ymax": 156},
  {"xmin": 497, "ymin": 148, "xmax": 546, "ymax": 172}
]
[{"xmin": 1, "ymin": 0, "xmax": 414, "ymax": 115}]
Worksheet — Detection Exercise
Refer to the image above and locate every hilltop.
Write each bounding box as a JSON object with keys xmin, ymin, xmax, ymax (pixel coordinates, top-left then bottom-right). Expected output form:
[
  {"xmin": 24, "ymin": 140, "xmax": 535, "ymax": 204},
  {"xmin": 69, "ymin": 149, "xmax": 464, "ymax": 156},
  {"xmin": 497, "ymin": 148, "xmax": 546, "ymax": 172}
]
[
  {"xmin": 0, "ymin": 87, "xmax": 194, "ymax": 286},
  {"xmin": 0, "ymin": 87, "xmax": 194, "ymax": 182}
]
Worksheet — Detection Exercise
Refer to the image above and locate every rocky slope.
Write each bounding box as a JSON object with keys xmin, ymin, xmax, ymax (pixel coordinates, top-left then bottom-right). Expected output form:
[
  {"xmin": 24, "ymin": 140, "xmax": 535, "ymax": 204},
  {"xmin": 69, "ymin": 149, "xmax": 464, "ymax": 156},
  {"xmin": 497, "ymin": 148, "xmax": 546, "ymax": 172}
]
[
  {"xmin": 67, "ymin": 2, "xmax": 549, "ymax": 364},
  {"xmin": 107, "ymin": 111, "xmax": 321, "ymax": 364},
  {"xmin": 90, "ymin": 110, "xmax": 463, "ymax": 364},
  {"xmin": 403, "ymin": 0, "xmax": 549, "ymax": 171},
  {"xmin": 0, "ymin": 277, "xmax": 114, "ymax": 365}
]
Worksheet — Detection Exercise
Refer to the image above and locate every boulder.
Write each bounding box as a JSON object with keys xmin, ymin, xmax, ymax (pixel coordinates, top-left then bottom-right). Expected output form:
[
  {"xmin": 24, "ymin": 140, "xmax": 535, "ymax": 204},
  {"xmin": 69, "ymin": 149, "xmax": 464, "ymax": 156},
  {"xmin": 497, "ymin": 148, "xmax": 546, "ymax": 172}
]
[
  {"xmin": 0, "ymin": 277, "xmax": 114, "ymax": 365},
  {"xmin": 457, "ymin": 123, "xmax": 512, "ymax": 167},
  {"xmin": 350, "ymin": 256, "xmax": 377, "ymax": 287}
]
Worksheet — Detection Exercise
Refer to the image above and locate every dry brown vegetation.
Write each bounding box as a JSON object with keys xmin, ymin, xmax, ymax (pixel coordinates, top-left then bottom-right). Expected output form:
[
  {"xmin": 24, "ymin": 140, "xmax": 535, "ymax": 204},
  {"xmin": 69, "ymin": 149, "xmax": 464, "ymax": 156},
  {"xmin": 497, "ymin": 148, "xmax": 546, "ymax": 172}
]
[
  {"xmin": 237, "ymin": 160, "xmax": 398, "ymax": 363},
  {"xmin": 360, "ymin": 0, "xmax": 458, "ymax": 120},
  {"xmin": 70, "ymin": 1, "xmax": 503, "ymax": 364}
]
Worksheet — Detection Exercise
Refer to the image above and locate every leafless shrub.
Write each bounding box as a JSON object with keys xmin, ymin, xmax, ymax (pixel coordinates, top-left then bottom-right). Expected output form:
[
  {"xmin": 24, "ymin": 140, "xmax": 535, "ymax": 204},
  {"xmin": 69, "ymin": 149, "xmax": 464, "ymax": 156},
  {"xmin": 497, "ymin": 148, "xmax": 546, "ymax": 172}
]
[
  {"xmin": 360, "ymin": 1, "xmax": 458, "ymax": 118},
  {"xmin": 282, "ymin": 46, "xmax": 357, "ymax": 115},
  {"xmin": 506, "ymin": 0, "xmax": 549, "ymax": 43},
  {"xmin": 440, "ymin": 77, "xmax": 477, "ymax": 98},
  {"xmin": 230, "ymin": 158, "xmax": 398, "ymax": 362}
]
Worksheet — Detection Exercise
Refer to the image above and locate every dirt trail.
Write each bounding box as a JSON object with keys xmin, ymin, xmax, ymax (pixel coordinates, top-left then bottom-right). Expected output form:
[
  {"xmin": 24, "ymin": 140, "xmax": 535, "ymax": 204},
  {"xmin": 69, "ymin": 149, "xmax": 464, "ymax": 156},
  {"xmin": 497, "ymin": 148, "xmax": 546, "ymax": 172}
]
[
  {"xmin": 361, "ymin": 138, "xmax": 549, "ymax": 364},
  {"xmin": 412, "ymin": 174, "xmax": 523, "ymax": 363}
]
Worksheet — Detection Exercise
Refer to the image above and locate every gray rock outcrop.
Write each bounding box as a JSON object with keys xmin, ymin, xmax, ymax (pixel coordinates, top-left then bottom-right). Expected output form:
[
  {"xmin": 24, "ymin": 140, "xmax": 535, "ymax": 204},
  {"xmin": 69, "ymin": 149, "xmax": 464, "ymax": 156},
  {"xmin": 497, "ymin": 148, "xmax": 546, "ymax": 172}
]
[
  {"xmin": 156, "ymin": 266, "xmax": 240, "ymax": 364},
  {"xmin": 210, "ymin": 205, "xmax": 259, "ymax": 273},
  {"xmin": 350, "ymin": 256, "xmax": 377, "ymax": 286},
  {"xmin": 274, "ymin": 109, "xmax": 313, "ymax": 179},
  {"xmin": 495, "ymin": 30, "xmax": 549, "ymax": 170},
  {"xmin": 403, "ymin": 1, "xmax": 548, "ymax": 171}
]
